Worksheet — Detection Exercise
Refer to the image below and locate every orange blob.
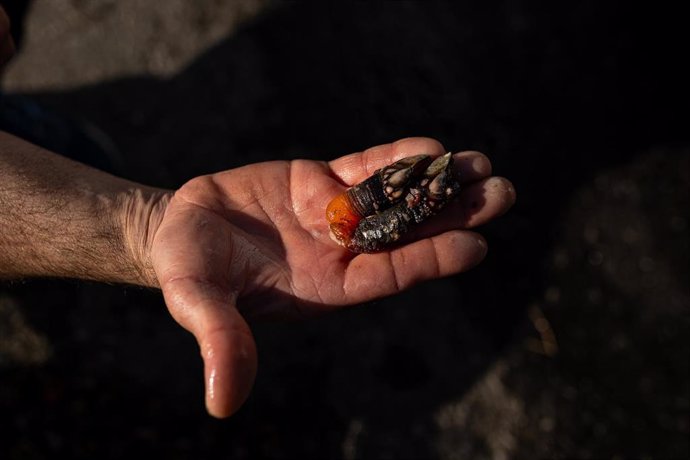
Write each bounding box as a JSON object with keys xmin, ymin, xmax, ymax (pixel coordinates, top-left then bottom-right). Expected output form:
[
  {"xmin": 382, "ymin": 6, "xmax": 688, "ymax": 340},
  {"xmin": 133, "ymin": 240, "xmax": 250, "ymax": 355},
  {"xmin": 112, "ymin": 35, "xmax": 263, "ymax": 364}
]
[{"xmin": 326, "ymin": 193, "xmax": 361, "ymax": 245}]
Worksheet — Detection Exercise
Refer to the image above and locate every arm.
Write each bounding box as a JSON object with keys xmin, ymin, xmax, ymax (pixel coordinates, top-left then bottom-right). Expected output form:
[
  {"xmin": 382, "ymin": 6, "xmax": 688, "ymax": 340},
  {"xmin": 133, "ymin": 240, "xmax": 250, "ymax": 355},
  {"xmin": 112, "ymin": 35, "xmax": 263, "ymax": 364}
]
[
  {"xmin": 1, "ymin": 132, "xmax": 516, "ymax": 418},
  {"xmin": 0, "ymin": 4, "xmax": 517, "ymax": 420},
  {"xmin": 0, "ymin": 131, "xmax": 169, "ymax": 286},
  {"xmin": 0, "ymin": 9, "xmax": 160, "ymax": 282}
]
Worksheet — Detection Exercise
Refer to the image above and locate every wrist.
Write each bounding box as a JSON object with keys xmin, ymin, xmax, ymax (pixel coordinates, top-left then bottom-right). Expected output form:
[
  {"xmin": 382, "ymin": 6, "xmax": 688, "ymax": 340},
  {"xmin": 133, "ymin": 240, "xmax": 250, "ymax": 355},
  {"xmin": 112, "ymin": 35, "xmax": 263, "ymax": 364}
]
[
  {"xmin": 0, "ymin": 130, "xmax": 172, "ymax": 286},
  {"xmin": 116, "ymin": 186, "xmax": 172, "ymax": 288}
]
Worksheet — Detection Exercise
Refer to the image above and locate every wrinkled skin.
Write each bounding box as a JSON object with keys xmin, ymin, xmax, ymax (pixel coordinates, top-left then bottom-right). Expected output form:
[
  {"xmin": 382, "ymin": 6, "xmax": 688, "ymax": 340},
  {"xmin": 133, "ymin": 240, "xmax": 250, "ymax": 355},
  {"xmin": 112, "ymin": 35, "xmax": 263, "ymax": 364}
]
[{"xmin": 150, "ymin": 137, "xmax": 516, "ymax": 417}]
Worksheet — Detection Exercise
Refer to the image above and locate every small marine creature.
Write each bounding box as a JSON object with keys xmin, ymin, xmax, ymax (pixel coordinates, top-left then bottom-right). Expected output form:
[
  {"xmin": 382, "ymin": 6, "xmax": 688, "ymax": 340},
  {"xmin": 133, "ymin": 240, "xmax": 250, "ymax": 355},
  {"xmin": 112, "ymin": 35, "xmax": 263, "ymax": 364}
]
[
  {"xmin": 327, "ymin": 152, "xmax": 461, "ymax": 253},
  {"xmin": 326, "ymin": 154, "xmax": 432, "ymax": 247}
]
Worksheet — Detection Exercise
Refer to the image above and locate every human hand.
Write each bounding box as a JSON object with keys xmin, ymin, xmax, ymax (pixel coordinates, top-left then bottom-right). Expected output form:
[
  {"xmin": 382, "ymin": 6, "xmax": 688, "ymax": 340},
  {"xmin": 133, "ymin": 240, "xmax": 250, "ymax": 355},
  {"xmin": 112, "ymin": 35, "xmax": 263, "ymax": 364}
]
[
  {"xmin": 0, "ymin": 5, "xmax": 16, "ymax": 66},
  {"xmin": 148, "ymin": 137, "xmax": 516, "ymax": 417}
]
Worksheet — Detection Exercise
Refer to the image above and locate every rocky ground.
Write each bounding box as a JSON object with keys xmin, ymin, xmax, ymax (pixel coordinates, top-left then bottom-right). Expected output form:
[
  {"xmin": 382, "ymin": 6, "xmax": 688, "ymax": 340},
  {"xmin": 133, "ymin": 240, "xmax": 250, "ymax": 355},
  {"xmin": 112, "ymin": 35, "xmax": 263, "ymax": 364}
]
[{"xmin": 1, "ymin": 1, "xmax": 687, "ymax": 459}]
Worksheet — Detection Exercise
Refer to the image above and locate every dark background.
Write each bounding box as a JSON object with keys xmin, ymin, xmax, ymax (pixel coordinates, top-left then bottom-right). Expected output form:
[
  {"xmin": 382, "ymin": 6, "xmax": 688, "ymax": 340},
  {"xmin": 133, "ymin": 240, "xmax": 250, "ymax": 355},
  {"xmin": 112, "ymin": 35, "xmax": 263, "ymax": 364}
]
[{"xmin": 0, "ymin": 1, "xmax": 687, "ymax": 459}]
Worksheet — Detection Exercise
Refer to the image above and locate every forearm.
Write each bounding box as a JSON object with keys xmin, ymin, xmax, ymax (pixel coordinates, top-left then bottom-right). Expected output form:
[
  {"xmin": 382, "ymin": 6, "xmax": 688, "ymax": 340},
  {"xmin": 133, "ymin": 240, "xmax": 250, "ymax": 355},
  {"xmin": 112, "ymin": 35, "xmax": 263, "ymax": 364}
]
[{"xmin": 0, "ymin": 131, "xmax": 170, "ymax": 287}]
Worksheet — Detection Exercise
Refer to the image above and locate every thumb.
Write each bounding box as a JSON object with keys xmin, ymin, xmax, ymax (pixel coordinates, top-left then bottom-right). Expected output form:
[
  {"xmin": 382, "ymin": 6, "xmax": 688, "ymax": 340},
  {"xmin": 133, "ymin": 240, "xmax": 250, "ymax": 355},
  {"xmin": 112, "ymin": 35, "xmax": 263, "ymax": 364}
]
[{"xmin": 161, "ymin": 278, "xmax": 258, "ymax": 418}]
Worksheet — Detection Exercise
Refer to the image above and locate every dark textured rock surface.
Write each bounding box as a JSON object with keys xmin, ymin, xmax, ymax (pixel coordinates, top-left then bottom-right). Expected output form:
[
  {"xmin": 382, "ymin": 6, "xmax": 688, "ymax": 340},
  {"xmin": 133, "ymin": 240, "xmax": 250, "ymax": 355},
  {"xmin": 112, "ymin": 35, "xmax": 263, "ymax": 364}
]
[{"xmin": 1, "ymin": 2, "xmax": 687, "ymax": 459}]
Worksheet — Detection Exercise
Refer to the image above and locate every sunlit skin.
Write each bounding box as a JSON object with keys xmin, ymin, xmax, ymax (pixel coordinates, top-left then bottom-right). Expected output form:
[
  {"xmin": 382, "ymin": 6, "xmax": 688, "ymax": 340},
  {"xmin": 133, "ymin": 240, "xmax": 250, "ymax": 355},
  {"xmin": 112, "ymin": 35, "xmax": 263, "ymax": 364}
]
[{"xmin": 151, "ymin": 137, "xmax": 516, "ymax": 417}]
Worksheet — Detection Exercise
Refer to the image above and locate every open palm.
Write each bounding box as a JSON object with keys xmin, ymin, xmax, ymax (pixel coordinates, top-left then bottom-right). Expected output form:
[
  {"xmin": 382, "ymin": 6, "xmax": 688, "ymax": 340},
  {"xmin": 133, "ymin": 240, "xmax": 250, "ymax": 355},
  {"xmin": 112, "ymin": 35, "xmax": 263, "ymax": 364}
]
[{"xmin": 150, "ymin": 137, "xmax": 515, "ymax": 417}]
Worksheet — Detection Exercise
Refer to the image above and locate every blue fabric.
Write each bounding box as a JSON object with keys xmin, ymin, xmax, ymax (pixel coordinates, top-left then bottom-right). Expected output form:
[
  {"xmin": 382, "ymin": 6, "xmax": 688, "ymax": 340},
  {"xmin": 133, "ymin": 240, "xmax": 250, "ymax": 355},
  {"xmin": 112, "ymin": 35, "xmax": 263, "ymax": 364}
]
[{"xmin": 0, "ymin": 92, "xmax": 123, "ymax": 174}]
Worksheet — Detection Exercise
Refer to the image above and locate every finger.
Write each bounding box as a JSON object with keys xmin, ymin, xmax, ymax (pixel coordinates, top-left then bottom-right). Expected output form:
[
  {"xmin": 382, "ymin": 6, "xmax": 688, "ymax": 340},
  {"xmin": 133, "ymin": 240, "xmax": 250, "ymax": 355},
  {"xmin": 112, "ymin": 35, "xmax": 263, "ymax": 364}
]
[
  {"xmin": 342, "ymin": 230, "xmax": 488, "ymax": 304},
  {"xmin": 321, "ymin": 145, "xmax": 493, "ymax": 212},
  {"xmin": 328, "ymin": 146, "xmax": 492, "ymax": 191},
  {"xmin": 342, "ymin": 148, "xmax": 492, "ymax": 185},
  {"xmin": 452, "ymin": 150, "xmax": 493, "ymax": 184},
  {"xmin": 398, "ymin": 176, "xmax": 517, "ymax": 243},
  {"xmin": 0, "ymin": 7, "xmax": 15, "ymax": 66},
  {"xmin": 329, "ymin": 137, "xmax": 446, "ymax": 185},
  {"xmin": 152, "ymin": 202, "xmax": 257, "ymax": 418},
  {"xmin": 0, "ymin": 34, "xmax": 13, "ymax": 66},
  {"xmin": 160, "ymin": 277, "xmax": 258, "ymax": 418},
  {"xmin": 458, "ymin": 176, "xmax": 516, "ymax": 227}
]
